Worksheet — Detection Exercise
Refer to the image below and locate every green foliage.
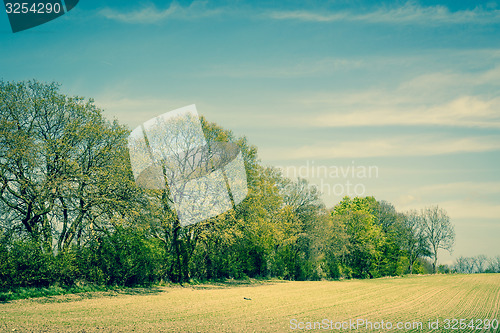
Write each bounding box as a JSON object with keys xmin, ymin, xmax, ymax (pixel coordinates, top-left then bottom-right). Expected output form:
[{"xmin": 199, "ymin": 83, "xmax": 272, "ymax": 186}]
[
  {"xmin": 0, "ymin": 284, "xmax": 122, "ymax": 302},
  {"xmin": 79, "ymin": 226, "xmax": 164, "ymax": 286},
  {"xmin": 7, "ymin": 240, "xmax": 54, "ymax": 287},
  {"xmin": 415, "ymin": 258, "xmax": 433, "ymax": 274},
  {"xmin": 0, "ymin": 80, "xmax": 460, "ymax": 294},
  {"xmin": 396, "ymin": 256, "xmax": 410, "ymax": 276},
  {"xmin": 331, "ymin": 197, "xmax": 387, "ymax": 278}
]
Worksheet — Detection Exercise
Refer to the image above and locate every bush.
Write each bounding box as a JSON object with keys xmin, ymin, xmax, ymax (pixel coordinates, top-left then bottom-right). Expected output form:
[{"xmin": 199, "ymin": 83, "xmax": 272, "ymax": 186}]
[
  {"xmin": 76, "ymin": 227, "xmax": 164, "ymax": 286},
  {"xmin": 7, "ymin": 240, "xmax": 54, "ymax": 288},
  {"xmin": 396, "ymin": 256, "xmax": 410, "ymax": 276}
]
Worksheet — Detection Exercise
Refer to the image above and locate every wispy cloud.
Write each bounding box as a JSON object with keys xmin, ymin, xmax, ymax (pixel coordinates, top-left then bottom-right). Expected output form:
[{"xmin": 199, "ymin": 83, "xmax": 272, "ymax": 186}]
[
  {"xmin": 395, "ymin": 198, "xmax": 500, "ymax": 220},
  {"xmin": 394, "ymin": 181, "xmax": 500, "ymax": 208},
  {"xmin": 439, "ymin": 200, "xmax": 500, "ymax": 220},
  {"xmin": 95, "ymin": 97, "xmax": 192, "ymax": 128},
  {"xmin": 97, "ymin": 1, "xmax": 500, "ymax": 26},
  {"xmin": 288, "ymin": 65, "xmax": 500, "ymax": 129},
  {"xmin": 260, "ymin": 135, "xmax": 500, "ymax": 160},
  {"xmin": 266, "ymin": 2, "xmax": 500, "ymax": 25},
  {"xmin": 374, "ymin": 181, "xmax": 500, "ymax": 221},
  {"xmin": 194, "ymin": 54, "xmax": 500, "ymax": 130},
  {"xmin": 244, "ymin": 91, "xmax": 500, "ymax": 130},
  {"xmin": 202, "ymin": 58, "xmax": 364, "ymax": 78},
  {"xmin": 99, "ymin": 2, "xmax": 221, "ymax": 23},
  {"xmin": 305, "ymin": 95, "xmax": 500, "ymax": 128},
  {"xmin": 409, "ymin": 182, "xmax": 500, "ymax": 197}
]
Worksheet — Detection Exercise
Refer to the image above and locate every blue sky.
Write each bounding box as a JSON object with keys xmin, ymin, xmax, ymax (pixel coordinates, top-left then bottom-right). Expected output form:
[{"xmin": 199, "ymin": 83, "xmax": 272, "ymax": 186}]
[{"xmin": 1, "ymin": 0, "xmax": 499, "ymax": 264}]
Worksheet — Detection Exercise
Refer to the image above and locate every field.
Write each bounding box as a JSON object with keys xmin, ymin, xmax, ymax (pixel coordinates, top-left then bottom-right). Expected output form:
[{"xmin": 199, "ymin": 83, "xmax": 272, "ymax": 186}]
[{"xmin": 1, "ymin": 274, "xmax": 499, "ymax": 332}]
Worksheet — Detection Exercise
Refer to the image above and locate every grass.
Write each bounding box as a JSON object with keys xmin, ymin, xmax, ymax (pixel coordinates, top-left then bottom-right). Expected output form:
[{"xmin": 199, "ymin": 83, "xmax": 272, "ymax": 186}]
[
  {"xmin": 0, "ymin": 284, "xmax": 122, "ymax": 303},
  {"xmin": 0, "ymin": 274, "xmax": 499, "ymax": 332},
  {"xmin": 0, "ymin": 277, "xmax": 272, "ymax": 303}
]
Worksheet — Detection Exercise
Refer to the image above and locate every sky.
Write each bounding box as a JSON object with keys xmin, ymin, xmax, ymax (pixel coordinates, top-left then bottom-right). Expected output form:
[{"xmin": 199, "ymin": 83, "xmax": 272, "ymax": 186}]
[{"xmin": 1, "ymin": 0, "xmax": 499, "ymax": 264}]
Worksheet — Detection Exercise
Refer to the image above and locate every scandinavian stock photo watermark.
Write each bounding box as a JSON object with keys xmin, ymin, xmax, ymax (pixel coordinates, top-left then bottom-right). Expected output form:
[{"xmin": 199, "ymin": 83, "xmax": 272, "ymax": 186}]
[
  {"xmin": 127, "ymin": 105, "xmax": 377, "ymax": 227},
  {"xmin": 289, "ymin": 318, "xmax": 499, "ymax": 331},
  {"xmin": 3, "ymin": 0, "xmax": 79, "ymax": 32},
  {"xmin": 127, "ymin": 105, "xmax": 248, "ymax": 227},
  {"xmin": 276, "ymin": 160, "xmax": 379, "ymax": 198},
  {"xmin": 290, "ymin": 318, "xmax": 423, "ymax": 331}
]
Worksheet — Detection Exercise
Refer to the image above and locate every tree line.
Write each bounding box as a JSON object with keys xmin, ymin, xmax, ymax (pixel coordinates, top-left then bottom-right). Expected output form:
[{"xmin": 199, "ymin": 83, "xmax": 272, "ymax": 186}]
[
  {"xmin": 0, "ymin": 80, "xmax": 466, "ymax": 290},
  {"xmin": 453, "ymin": 255, "xmax": 500, "ymax": 274}
]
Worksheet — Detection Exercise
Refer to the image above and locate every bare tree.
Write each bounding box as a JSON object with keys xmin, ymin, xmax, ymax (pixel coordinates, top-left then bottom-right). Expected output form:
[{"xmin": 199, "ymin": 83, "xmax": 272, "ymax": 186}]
[
  {"xmin": 453, "ymin": 256, "xmax": 474, "ymax": 274},
  {"xmin": 472, "ymin": 254, "xmax": 488, "ymax": 273},
  {"xmin": 454, "ymin": 255, "xmax": 498, "ymax": 274},
  {"xmin": 420, "ymin": 206, "xmax": 455, "ymax": 273},
  {"xmin": 487, "ymin": 255, "xmax": 500, "ymax": 273},
  {"xmin": 400, "ymin": 210, "xmax": 429, "ymax": 273}
]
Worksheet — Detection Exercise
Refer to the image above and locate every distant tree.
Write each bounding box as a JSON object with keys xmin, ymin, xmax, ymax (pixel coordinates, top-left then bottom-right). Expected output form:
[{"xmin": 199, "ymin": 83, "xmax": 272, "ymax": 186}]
[
  {"xmin": 399, "ymin": 210, "xmax": 430, "ymax": 273},
  {"xmin": 437, "ymin": 264, "xmax": 450, "ymax": 274},
  {"xmin": 415, "ymin": 257, "xmax": 434, "ymax": 274},
  {"xmin": 486, "ymin": 255, "xmax": 500, "ymax": 273},
  {"xmin": 372, "ymin": 200, "xmax": 399, "ymax": 231},
  {"xmin": 472, "ymin": 254, "xmax": 488, "ymax": 273},
  {"xmin": 420, "ymin": 206, "xmax": 455, "ymax": 273},
  {"xmin": 370, "ymin": 200, "xmax": 405, "ymax": 276},
  {"xmin": 278, "ymin": 177, "xmax": 324, "ymax": 280},
  {"xmin": 322, "ymin": 212, "xmax": 350, "ymax": 279},
  {"xmin": 453, "ymin": 255, "xmax": 499, "ymax": 274},
  {"xmin": 454, "ymin": 256, "xmax": 474, "ymax": 274}
]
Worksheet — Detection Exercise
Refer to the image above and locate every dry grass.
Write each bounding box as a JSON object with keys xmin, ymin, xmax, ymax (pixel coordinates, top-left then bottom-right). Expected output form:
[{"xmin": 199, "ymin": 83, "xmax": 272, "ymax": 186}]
[{"xmin": 1, "ymin": 274, "xmax": 499, "ymax": 332}]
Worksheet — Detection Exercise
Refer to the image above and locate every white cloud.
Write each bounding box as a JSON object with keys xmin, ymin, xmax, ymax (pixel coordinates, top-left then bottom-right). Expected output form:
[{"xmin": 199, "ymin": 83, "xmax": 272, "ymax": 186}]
[
  {"xmin": 399, "ymin": 66, "xmax": 500, "ymax": 95},
  {"xmin": 305, "ymin": 95, "xmax": 500, "ymax": 128},
  {"xmin": 267, "ymin": 10, "xmax": 347, "ymax": 23},
  {"xmin": 399, "ymin": 200, "xmax": 500, "ymax": 220},
  {"xmin": 287, "ymin": 65, "xmax": 500, "ymax": 129},
  {"xmin": 97, "ymin": 1, "xmax": 500, "ymax": 26},
  {"xmin": 195, "ymin": 61, "xmax": 500, "ymax": 130},
  {"xmin": 415, "ymin": 182, "xmax": 500, "ymax": 197},
  {"xmin": 202, "ymin": 58, "xmax": 364, "ymax": 78},
  {"xmin": 95, "ymin": 97, "xmax": 192, "ymax": 128},
  {"xmin": 397, "ymin": 194, "xmax": 421, "ymax": 206},
  {"xmin": 392, "ymin": 182, "xmax": 500, "ymax": 219},
  {"xmin": 99, "ymin": 2, "xmax": 221, "ymax": 23},
  {"xmin": 259, "ymin": 135, "xmax": 500, "ymax": 160},
  {"xmin": 267, "ymin": 2, "xmax": 500, "ymax": 25}
]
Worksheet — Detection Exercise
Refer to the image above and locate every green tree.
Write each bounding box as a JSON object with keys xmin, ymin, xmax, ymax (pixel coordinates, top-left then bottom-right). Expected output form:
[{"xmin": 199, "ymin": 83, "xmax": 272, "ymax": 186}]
[
  {"xmin": 143, "ymin": 115, "xmax": 262, "ymax": 282},
  {"xmin": 332, "ymin": 197, "xmax": 385, "ymax": 278},
  {"xmin": 0, "ymin": 80, "xmax": 135, "ymax": 254},
  {"xmin": 321, "ymin": 211, "xmax": 349, "ymax": 279},
  {"xmin": 370, "ymin": 200, "xmax": 404, "ymax": 276}
]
